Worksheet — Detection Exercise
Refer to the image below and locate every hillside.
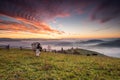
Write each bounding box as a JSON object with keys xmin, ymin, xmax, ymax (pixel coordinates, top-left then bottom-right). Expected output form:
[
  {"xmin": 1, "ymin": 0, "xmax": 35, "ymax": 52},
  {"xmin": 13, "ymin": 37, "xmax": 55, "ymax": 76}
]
[
  {"xmin": 97, "ymin": 39, "xmax": 120, "ymax": 47},
  {"xmin": 80, "ymin": 39, "xmax": 104, "ymax": 44},
  {"xmin": 58, "ymin": 48, "xmax": 104, "ymax": 56},
  {"xmin": 0, "ymin": 38, "xmax": 20, "ymax": 41},
  {"xmin": 55, "ymin": 39, "xmax": 105, "ymax": 46},
  {"xmin": 0, "ymin": 49, "xmax": 120, "ymax": 80}
]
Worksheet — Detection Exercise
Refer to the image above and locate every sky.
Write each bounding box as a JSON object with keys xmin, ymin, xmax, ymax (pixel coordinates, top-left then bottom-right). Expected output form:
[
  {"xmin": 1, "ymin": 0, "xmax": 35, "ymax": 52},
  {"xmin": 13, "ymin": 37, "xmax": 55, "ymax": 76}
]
[{"xmin": 0, "ymin": 0, "xmax": 120, "ymax": 39}]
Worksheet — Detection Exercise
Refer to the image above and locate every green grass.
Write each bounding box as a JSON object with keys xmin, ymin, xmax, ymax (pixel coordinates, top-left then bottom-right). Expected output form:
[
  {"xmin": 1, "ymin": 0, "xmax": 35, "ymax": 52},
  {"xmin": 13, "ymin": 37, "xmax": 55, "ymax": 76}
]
[{"xmin": 0, "ymin": 48, "xmax": 120, "ymax": 80}]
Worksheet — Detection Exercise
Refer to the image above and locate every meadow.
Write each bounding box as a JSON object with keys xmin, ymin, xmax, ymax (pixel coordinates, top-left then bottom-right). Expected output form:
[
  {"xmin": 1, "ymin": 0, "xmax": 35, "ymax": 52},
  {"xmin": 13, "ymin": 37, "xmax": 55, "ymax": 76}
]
[{"xmin": 0, "ymin": 48, "xmax": 120, "ymax": 80}]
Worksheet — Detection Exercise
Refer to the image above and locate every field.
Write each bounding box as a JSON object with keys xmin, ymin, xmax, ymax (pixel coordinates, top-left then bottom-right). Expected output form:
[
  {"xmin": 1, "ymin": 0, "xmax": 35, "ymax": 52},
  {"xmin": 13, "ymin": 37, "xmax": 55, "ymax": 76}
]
[{"xmin": 0, "ymin": 48, "xmax": 120, "ymax": 80}]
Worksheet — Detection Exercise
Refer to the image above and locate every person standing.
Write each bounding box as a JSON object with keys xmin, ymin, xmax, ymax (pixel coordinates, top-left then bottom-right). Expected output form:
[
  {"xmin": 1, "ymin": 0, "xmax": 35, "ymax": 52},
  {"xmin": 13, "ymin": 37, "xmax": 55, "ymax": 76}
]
[{"xmin": 36, "ymin": 43, "xmax": 42, "ymax": 56}]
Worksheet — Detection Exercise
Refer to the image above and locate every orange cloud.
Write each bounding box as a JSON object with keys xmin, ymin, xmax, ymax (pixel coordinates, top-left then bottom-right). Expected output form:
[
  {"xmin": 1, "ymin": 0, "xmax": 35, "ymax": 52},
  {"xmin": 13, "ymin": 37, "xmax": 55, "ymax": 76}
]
[
  {"xmin": 0, "ymin": 16, "xmax": 64, "ymax": 35},
  {"xmin": 16, "ymin": 17, "xmax": 64, "ymax": 34}
]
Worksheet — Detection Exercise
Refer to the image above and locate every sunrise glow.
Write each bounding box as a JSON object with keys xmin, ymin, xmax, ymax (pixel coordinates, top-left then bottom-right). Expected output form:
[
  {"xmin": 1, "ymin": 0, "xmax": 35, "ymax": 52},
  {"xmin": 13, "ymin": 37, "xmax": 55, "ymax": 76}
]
[{"xmin": 0, "ymin": 0, "xmax": 120, "ymax": 39}]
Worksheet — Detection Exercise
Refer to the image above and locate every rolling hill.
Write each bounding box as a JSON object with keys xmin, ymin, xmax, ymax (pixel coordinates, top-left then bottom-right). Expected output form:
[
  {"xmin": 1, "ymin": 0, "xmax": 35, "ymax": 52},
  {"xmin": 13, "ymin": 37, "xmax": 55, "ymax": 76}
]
[
  {"xmin": 97, "ymin": 39, "xmax": 120, "ymax": 47},
  {"xmin": 80, "ymin": 39, "xmax": 105, "ymax": 44}
]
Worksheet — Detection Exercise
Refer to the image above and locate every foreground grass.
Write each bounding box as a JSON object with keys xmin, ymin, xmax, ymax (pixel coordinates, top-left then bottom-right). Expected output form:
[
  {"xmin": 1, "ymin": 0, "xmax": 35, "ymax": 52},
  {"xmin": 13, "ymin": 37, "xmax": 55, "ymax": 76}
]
[{"xmin": 0, "ymin": 49, "xmax": 120, "ymax": 80}]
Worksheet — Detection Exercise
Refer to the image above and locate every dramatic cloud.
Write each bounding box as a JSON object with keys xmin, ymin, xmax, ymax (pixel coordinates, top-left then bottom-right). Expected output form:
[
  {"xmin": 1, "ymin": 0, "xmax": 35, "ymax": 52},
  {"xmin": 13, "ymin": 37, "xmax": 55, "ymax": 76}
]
[
  {"xmin": 0, "ymin": 0, "xmax": 119, "ymax": 22},
  {"xmin": 0, "ymin": 0, "xmax": 120, "ymax": 34},
  {"xmin": 0, "ymin": 0, "xmax": 92, "ymax": 34},
  {"xmin": 91, "ymin": 0, "xmax": 120, "ymax": 23},
  {"xmin": 0, "ymin": 0, "xmax": 91, "ymax": 22},
  {"xmin": 0, "ymin": 17, "xmax": 63, "ymax": 34}
]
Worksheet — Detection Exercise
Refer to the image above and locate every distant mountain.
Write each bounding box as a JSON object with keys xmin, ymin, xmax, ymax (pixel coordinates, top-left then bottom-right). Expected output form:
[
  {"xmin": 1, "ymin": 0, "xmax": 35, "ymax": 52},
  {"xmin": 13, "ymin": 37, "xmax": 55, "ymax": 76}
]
[
  {"xmin": 80, "ymin": 39, "xmax": 104, "ymax": 44},
  {"xmin": 55, "ymin": 42, "xmax": 73, "ymax": 46},
  {"xmin": 0, "ymin": 38, "xmax": 20, "ymax": 41},
  {"xmin": 97, "ymin": 39, "xmax": 120, "ymax": 47}
]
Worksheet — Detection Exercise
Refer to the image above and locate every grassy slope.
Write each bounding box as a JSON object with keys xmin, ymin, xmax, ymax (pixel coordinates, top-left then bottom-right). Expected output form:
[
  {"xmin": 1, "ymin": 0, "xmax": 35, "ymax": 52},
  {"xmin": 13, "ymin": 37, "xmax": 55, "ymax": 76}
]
[
  {"xmin": 0, "ymin": 49, "xmax": 120, "ymax": 80},
  {"xmin": 61, "ymin": 48, "xmax": 104, "ymax": 56}
]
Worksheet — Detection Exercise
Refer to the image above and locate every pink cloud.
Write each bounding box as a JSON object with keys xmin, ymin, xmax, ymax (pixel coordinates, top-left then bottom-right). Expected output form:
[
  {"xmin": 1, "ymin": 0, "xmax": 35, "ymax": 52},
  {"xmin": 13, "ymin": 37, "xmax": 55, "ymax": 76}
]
[
  {"xmin": 0, "ymin": 16, "xmax": 64, "ymax": 34},
  {"xmin": 56, "ymin": 13, "xmax": 70, "ymax": 18}
]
